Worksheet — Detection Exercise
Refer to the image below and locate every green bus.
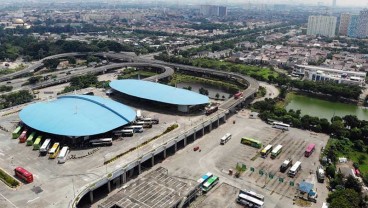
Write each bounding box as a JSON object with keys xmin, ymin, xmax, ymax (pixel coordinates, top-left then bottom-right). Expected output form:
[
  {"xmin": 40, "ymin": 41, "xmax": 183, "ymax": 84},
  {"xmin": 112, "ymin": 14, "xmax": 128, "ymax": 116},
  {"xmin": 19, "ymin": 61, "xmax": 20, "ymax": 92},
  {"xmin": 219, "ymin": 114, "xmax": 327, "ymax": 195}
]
[
  {"xmin": 33, "ymin": 136, "xmax": 42, "ymax": 150},
  {"xmin": 12, "ymin": 126, "xmax": 22, "ymax": 139},
  {"xmin": 241, "ymin": 137, "xmax": 262, "ymax": 149},
  {"xmin": 202, "ymin": 176, "xmax": 219, "ymax": 192},
  {"xmin": 27, "ymin": 134, "xmax": 39, "ymax": 146}
]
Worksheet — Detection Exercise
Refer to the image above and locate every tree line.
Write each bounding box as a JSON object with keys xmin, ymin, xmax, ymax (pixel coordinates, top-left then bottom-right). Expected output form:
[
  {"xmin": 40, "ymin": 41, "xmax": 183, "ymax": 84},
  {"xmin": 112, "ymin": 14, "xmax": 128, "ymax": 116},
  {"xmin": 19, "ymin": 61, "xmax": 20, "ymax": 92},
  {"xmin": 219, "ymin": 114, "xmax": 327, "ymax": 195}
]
[
  {"xmin": 155, "ymin": 54, "xmax": 362, "ymax": 100},
  {"xmin": 0, "ymin": 90, "xmax": 33, "ymax": 110}
]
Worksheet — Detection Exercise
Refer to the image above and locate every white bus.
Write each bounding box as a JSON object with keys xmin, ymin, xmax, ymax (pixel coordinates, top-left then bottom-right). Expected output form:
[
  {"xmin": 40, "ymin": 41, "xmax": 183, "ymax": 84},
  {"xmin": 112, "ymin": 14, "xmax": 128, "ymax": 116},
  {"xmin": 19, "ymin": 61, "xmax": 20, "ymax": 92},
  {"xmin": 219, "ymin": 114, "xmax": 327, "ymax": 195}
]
[
  {"xmin": 271, "ymin": 144, "xmax": 283, "ymax": 159},
  {"xmin": 239, "ymin": 189, "xmax": 265, "ymax": 201},
  {"xmin": 261, "ymin": 144, "xmax": 273, "ymax": 158},
  {"xmin": 134, "ymin": 121, "xmax": 152, "ymax": 128},
  {"xmin": 237, "ymin": 193, "xmax": 264, "ymax": 208},
  {"xmin": 272, "ymin": 122, "xmax": 290, "ymax": 131},
  {"xmin": 123, "ymin": 125, "xmax": 144, "ymax": 133},
  {"xmin": 139, "ymin": 117, "xmax": 159, "ymax": 124},
  {"xmin": 220, "ymin": 133, "xmax": 232, "ymax": 145},
  {"xmin": 57, "ymin": 146, "xmax": 70, "ymax": 164},
  {"xmin": 39, "ymin": 138, "xmax": 51, "ymax": 156},
  {"xmin": 288, "ymin": 161, "xmax": 302, "ymax": 177},
  {"xmin": 121, "ymin": 129, "xmax": 134, "ymax": 137},
  {"xmin": 89, "ymin": 138, "xmax": 113, "ymax": 146}
]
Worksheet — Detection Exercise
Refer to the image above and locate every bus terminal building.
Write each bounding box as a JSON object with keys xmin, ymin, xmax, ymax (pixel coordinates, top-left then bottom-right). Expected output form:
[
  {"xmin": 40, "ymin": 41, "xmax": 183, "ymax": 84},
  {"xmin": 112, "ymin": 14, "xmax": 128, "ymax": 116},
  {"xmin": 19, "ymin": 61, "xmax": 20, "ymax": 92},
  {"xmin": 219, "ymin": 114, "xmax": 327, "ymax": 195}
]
[
  {"xmin": 109, "ymin": 79, "xmax": 209, "ymax": 113},
  {"xmin": 18, "ymin": 95, "xmax": 136, "ymax": 143}
]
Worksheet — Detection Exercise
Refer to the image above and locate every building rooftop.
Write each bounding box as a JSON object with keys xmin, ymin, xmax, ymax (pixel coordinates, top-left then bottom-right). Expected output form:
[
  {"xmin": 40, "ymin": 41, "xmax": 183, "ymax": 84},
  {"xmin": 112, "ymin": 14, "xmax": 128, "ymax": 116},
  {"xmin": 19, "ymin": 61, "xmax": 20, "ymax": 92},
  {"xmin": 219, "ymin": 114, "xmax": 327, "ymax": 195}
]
[
  {"xmin": 19, "ymin": 95, "xmax": 136, "ymax": 137},
  {"xmin": 110, "ymin": 79, "xmax": 209, "ymax": 106}
]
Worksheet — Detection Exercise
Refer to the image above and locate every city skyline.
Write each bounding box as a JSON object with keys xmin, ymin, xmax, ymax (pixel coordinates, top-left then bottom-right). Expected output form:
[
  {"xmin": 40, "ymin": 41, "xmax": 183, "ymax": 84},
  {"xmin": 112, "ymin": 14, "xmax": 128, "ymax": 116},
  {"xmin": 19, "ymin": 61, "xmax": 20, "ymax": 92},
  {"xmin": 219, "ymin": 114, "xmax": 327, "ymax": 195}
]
[{"xmin": 1, "ymin": 0, "xmax": 368, "ymax": 7}]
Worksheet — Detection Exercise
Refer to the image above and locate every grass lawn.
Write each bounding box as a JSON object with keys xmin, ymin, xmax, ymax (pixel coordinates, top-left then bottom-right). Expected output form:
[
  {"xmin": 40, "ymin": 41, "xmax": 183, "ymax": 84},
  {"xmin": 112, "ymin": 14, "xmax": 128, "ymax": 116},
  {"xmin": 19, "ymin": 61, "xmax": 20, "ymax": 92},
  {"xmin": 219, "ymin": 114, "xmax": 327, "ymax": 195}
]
[{"xmin": 192, "ymin": 58, "xmax": 278, "ymax": 81}]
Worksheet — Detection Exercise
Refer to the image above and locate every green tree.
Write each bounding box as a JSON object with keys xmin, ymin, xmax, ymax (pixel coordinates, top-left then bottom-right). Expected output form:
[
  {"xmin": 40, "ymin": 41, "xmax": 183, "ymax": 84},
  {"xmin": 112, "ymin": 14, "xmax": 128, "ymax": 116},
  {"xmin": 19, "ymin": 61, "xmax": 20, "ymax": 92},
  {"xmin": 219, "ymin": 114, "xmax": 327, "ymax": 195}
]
[
  {"xmin": 27, "ymin": 76, "xmax": 42, "ymax": 84},
  {"xmin": 345, "ymin": 175, "xmax": 362, "ymax": 193},
  {"xmin": 326, "ymin": 165, "xmax": 336, "ymax": 178},
  {"xmin": 215, "ymin": 93, "xmax": 220, "ymax": 99},
  {"xmin": 43, "ymin": 58, "xmax": 60, "ymax": 69},
  {"xmin": 327, "ymin": 189, "xmax": 361, "ymax": 208}
]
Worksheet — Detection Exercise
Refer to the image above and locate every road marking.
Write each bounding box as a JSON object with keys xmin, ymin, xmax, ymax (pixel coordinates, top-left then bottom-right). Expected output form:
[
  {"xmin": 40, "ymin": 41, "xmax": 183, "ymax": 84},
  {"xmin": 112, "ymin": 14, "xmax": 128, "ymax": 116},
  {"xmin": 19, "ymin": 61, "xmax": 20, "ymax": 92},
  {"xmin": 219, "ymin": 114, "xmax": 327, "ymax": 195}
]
[
  {"xmin": 0, "ymin": 192, "xmax": 18, "ymax": 208},
  {"xmin": 26, "ymin": 196, "xmax": 39, "ymax": 203}
]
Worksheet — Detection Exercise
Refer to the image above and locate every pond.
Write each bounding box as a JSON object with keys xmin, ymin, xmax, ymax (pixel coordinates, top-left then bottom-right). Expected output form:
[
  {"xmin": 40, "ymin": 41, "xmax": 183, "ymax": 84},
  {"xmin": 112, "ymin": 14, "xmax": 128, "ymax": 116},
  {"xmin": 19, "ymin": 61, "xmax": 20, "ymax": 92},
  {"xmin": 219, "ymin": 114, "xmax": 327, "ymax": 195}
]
[{"xmin": 285, "ymin": 94, "xmax": 368, "ymax": 121}]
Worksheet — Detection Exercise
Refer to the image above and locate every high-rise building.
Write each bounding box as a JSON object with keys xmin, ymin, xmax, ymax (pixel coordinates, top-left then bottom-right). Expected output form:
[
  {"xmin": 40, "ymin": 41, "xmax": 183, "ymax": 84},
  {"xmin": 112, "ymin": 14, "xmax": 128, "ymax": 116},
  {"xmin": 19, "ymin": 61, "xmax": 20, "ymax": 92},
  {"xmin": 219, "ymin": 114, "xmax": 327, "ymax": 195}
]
[
  {"xmin": 218, "ymin": 6, "xmax": 227, "ymax": 17},
  {"xmin": 348, "ymin": 15, "xmax": 359, "ymax": 38},
  {"xmin": 307, "ymin": 15, "xmax": 337, "ymax": 37},
  {"xmin": 339, "ymin": 13, "xmax": 351, "ymax": 36},
  {"xmin": 200, "ymin": 5, "xmax": 227, "ymax": 17},
  {"xmin": 332, "ymin": 0, "xmax": 337, "ymax": 7},
  {"xmin": 357, "ymin": 9, "xmax": 368, "ymax": 38}
]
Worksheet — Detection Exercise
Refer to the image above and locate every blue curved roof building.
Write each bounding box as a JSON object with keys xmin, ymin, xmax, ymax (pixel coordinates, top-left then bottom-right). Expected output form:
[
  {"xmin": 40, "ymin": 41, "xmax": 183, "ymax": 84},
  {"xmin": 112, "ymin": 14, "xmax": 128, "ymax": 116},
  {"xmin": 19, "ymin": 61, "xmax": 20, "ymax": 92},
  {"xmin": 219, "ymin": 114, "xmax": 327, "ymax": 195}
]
[
  {"xmin": 19, "ymin": 95, "xmax": 136, "ymax": 137},
  {"xmin": 110, "ymin": 80, "xmax": 209, "ymax": 108}
]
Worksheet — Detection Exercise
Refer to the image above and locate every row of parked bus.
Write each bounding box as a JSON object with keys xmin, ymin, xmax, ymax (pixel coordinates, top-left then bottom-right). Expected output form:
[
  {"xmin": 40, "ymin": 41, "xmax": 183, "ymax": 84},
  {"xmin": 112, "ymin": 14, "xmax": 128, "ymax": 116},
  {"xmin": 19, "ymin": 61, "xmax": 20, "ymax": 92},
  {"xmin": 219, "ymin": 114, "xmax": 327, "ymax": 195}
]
[
  {"xmin": 12, "ymin": 126, "xmax": 70, "ymax": 163},
  {"xmin": 260, "ymin": 144, "xmax": 283, "ymax": 159},
  {"xmin": 197, "ymin": 172, "xmax": 219, "ymax": 193},
  {"xmin": 112, "ymin": 117, "xmax": 160, "ymax": 137}
]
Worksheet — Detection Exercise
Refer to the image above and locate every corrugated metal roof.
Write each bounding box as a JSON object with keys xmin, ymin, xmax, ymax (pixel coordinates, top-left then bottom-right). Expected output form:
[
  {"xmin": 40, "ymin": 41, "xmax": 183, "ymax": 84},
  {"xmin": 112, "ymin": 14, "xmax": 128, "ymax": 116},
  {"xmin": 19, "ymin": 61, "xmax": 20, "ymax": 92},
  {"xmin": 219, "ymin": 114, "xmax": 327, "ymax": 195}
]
[
  {"xmin": 110, "ymin": 79, "xmax": 209, "ymax": 106},
  {"xmin": 19, "ymin": 95, "xmax": 136, "ymax": 137}
]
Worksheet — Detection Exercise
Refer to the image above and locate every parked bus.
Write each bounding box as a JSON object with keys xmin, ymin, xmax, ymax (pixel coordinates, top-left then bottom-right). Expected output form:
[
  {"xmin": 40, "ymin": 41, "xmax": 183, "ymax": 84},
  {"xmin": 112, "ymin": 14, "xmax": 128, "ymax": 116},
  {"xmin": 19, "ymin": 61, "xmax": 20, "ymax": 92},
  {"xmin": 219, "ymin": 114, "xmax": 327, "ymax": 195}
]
[
  {"xmin": 49, "ymin": 143, "xmax": 60, "ymax": 159},
  {"xmin": 14, "ymin": 167, "xmax": 33, "ymax": 183},
  {"xmin": 236, "ymin": 193, "xmax": 264, "ymax": 208},
  {"xmin": 113, "ymin": 129, "xmax": 134, "ymax": 137},
  {"xmin": 261, "ymin": 144, "xmax": 273, "ymax": 158},
  {"xmin": 305, "ymin": 143, "xmax": 316, "ymax": 157},
  {"xmin": 134, "ymin": 121, "xmax": 152, "ymax": 128},
  {"xmin": 89, "ymin": 138, "xmax": 113, "ymax": 146},
  {"xmin": 40, "ymin": 139, "xmax": 51, "ymax": 156},
  {"xmin": 122, "ymin": 129, "xmax": 134, "ymax": 137},
  {"xmin": 57, "ymin": 146, "xmax": 70, "ymax": 164},
  {"xmin": 241, "ymin": 137, "xmax": 262, "ymax": 149},
  {"xmin": 18, "ymin": 130, "xmax": 28, "ymax": 143},
  {"xmin": 33, "ymin": 136, "xmax": 42, "ymax": 150},
  {"xmin": 123, "ymin": 125, "xmax": 144, "ymax": 133},
  {"xmin": 280, "ymin": 159, "xmax": 293, "ymax": 173},
  {"xmin": 12, "ymin": 126, "xmax": 22, "ymax": 139},
  {"xmin": 197, "ymin": 172, "xmax": 213, "ymax": 185},
  {"xmin": 271, "ymin": 144, "xmax": 283, "ymax": 159},
  {"xmin": 202, "ymin": 176, "xmax": 219, "ymax": 192},
  {"xmin": 26, "ymin": 133, "xmax": 38, "ymax": 146},
  {"xmin": 220, "ymin": 133, "xmax": 232, "ymax": 145},
  {"xmin": 288, "ymin": 161, "xmax": 302, "ymax": 177},
  {"xmin": 239, "ymin": 189, "xmax": 265, "ymax": 201},
  {"xmin": 272, "ymin": 122, "xmax": 290, "ymax": 131},
  {"xmin": 139, "ymin": 117, "xmax": 159, "ymax": 124},
  {"xmin": 234, "ymin": 92, "xmax": 243, "ymax": 99}
]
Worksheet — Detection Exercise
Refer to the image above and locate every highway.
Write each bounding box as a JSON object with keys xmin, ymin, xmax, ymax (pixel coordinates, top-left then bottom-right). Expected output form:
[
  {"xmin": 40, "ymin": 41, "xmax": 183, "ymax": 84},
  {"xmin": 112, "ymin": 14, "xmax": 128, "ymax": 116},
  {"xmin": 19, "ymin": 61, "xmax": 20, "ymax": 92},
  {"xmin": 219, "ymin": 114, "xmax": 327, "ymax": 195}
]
[{"xmin": 1, "ymin": 52, "xmax": 259, "ymax": 110}]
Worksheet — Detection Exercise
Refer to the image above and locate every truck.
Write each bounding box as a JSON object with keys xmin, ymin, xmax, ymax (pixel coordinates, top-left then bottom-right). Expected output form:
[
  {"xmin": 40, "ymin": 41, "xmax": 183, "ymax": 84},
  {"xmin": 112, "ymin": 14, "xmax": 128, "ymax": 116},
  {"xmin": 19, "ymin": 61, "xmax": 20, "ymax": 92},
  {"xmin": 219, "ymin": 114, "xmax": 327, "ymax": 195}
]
[
  {"xmin": 280, "ymin": 158, "xmax": 292, "ymax": 173},
  {"xmin": 316, "ymin": 166, "xmax": 325, "ymax": 183},
  {"xmin": 205, "ymin": 106, "xmax": 218, "ymax": 115}
]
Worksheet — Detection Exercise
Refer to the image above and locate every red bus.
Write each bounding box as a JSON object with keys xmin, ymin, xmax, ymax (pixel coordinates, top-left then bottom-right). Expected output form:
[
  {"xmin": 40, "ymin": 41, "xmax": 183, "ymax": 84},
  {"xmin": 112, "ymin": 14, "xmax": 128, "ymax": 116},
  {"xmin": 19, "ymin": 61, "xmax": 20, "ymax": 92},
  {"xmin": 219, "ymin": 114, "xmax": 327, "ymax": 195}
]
[
  {"xmin": 18, "ymin": 130, "xmax": 27, "ymax": 143},
  {"xmin": 205, "ymin": 106, "xmax": 218, "ymax": 115},
  {"xmin": 305, "ymin": 143, "xmax": 316, "ymax": 157},
  {"xmin": 14, "ymin": 167, "xmax": 33, "ymax": 183},
  {"xmin": 234, "ymin": 92, "xmax": 243, "ymax": 99}
]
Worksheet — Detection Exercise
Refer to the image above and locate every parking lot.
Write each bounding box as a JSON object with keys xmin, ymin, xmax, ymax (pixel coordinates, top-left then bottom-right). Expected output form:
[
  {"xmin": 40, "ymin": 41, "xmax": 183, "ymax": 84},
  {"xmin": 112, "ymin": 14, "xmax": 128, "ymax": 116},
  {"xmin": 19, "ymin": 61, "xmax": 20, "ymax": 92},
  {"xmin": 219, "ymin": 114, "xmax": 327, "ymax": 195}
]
[{"xmin": 160, "ymin": 109, "xmax": 329, "ymax": 208}]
